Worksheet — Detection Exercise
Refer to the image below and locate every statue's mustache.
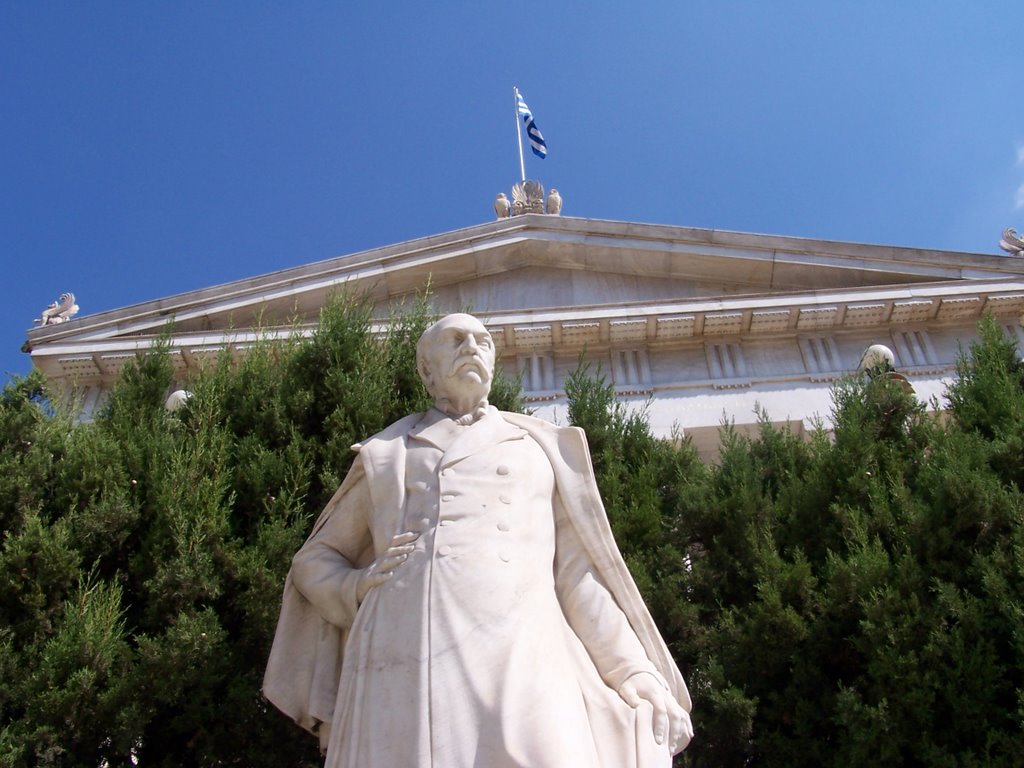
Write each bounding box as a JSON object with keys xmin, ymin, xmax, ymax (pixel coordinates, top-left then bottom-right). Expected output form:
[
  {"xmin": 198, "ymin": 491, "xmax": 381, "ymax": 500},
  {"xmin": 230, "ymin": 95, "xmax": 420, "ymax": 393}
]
[{"xmin": 451, "ymin": 353, "xmax": 490, "ymax": 376}]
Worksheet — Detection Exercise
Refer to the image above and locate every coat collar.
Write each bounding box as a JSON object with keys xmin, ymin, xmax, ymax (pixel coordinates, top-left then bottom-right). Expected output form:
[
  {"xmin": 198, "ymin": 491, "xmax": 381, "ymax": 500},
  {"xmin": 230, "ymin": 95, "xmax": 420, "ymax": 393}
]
[{"xmin": 409, "ymin": 406, "xmax": 527, "ymax": 467}]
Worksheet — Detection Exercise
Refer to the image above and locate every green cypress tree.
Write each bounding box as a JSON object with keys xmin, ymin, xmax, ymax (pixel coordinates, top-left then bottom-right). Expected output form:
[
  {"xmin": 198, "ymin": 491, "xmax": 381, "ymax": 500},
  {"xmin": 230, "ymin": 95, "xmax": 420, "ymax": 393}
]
[
  {"xmin": 563, "ymin": 361, "xmax": 708, "ymax": 767},
  {"xmin": 4, "ymin": 304, "xmax": 1022, "ymax": 767},
  {"xmin": 565, "ymin": 318, "xmax": 1024, "ymax": 767},
  {"xmin": 1, "ymin": 293, "xmax": 518, "ymax": 767},
  {"xmin": 669, "ymin": 321, "xmax": 1023, "ymax": 767}
]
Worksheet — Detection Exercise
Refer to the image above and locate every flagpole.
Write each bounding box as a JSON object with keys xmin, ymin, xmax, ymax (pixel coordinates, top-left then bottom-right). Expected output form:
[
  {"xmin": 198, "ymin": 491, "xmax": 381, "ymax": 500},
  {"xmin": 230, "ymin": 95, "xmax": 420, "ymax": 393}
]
[{"xmin": 514, "ymin": 86, "xmax": 526, "ymax": 182}]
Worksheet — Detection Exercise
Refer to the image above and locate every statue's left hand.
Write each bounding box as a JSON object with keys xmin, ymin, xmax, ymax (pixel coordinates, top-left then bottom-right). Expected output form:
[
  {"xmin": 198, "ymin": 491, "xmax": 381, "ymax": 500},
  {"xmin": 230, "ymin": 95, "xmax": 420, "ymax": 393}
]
[{"xmin": 617, "ymin": 671, "xmax": 693, "ymax": 753}]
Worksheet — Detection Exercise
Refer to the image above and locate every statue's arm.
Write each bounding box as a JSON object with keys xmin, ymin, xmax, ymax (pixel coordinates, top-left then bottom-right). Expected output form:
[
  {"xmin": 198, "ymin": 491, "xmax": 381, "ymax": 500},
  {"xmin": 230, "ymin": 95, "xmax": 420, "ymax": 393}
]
[
  {"xmin": 552, "ymin": 500, "xmax": 664, "ymax": 691},
  {"xmin": 290, "ymin": 462, "xmax": 374, "ymax": 630},
  {"xmin": 553, "ymin": 496, "xmax": 693, "ymax": 752}
]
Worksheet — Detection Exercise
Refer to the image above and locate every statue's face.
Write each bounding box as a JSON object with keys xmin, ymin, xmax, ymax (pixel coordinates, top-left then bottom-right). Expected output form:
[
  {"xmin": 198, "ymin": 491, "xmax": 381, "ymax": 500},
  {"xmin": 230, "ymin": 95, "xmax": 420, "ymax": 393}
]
[{"xmin": 419, "ymin": 314, "xmax": 495, "ymax": 403}]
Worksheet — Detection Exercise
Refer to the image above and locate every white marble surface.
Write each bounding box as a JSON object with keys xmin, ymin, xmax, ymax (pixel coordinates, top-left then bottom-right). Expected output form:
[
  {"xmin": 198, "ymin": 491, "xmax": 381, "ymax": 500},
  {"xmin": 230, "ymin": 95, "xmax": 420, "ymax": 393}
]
[{"xmin": 25, "ymin": 216, "xmax": 1024, "ymax": 455}]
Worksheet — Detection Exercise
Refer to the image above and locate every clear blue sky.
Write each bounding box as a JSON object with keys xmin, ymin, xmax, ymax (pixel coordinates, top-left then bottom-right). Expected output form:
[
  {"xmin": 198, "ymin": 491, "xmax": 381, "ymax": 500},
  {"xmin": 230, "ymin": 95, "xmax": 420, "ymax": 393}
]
[{"xmin": 3, "ymin": 2, "xmax": 1023, "ymax": 383}]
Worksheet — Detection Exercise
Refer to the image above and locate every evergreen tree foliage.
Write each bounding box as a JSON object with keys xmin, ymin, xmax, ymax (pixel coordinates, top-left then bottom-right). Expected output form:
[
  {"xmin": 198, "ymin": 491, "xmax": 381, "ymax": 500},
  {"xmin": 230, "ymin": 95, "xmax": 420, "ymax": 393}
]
[
  {"xmin": 0, "ymin": 294, "xmax": 482, "ymax": 767},
  {"xmin": 564, "ymin": 363, "xmax": 714, "ymax": 765},
  {"xmin": 3, "ymin": 305, "xmax": 1023, "ymax": 767},
  {"xmin": 562, "ymin": 319, "xmax": 1024, "ymax": 767}
]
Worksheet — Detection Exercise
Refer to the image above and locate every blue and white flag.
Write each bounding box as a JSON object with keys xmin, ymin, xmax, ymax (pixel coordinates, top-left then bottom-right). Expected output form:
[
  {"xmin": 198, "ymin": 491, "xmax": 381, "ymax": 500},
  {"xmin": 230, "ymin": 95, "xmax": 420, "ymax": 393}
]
[{"xmin": 515, "ymin": 88, "xmax": 547, "ymax": 159}]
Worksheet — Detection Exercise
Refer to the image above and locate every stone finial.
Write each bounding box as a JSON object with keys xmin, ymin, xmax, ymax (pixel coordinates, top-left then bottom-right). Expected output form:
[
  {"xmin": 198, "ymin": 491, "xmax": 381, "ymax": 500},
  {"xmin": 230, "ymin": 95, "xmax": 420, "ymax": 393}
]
[
  {"xmin": 495, "ymin": 181, "xmax": 564, "ymax": 218},
  {"xmin": 512, "ymin": 180, "xmax": 545, "ymax": 215},
  {"xmin": 999, "ymin": 228, "xmax": 1024, "ymax": 256},
  {"xmin": 494, "ymin": 193, "xmax": 511, "ymax": 219},
  {"xmin": 35, "ymin": 292, "xmax": 79, "ymax": 326},
  {"xmin": 546, "ymin": 188, "xmax": 562, "ymax": 216}
]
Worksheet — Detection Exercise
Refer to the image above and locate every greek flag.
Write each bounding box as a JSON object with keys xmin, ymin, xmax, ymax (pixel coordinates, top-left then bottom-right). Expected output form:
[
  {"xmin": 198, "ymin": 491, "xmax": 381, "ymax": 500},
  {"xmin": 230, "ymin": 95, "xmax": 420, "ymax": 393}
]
[{"xmin": 515, "ymin": 88, "xmax": 547, "ymax": 159}]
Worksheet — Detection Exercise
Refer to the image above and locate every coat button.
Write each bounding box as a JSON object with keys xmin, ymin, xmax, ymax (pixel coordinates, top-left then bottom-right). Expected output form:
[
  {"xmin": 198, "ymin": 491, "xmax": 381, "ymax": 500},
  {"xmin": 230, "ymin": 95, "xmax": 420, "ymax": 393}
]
[
  {"xmin": 439, "ymin": 519, "xmax": 454, "ymax": 527},
  {"xmin": 499, "ymin": 494, "xmax": 511, "ymax": 504},
  {"xmin": 438, "ymin": 545, "xmax": 452, "ymax": 557},
  {"xmin": 498, "ymin": 551, "xmax": 511, "ymax": 562},
  {"xmin": 497, "ymin": 521, "xmax": 510, "ymax": 532},
  {"xmin": 497, "ymin": 465, "xmax": 510, "ymax": 475},
  {"xmin": 441, "ymin": 494, "xmax": 455, "ymax": 502}
]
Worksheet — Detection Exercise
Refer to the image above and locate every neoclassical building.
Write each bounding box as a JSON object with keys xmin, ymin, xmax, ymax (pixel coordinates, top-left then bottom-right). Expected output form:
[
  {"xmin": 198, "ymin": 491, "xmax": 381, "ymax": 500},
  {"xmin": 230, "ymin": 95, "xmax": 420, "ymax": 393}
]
[{"xmin": 23, "ymin": 211, "xmax": 1024, "ymax": 457}]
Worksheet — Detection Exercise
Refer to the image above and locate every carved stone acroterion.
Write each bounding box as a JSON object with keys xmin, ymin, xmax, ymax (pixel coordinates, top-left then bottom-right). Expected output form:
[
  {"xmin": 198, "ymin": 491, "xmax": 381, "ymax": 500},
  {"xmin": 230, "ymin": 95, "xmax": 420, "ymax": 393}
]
[
  {"xmin": 35, "ymin": 292, "xmax": 79, "ymax": 326},
  {"xmin": 999, "ymin": 228, "xmax": 1024, "ymax": 257},
  {"xmin": 494, "ymin": 181, "xmax": 564, "ymax": 218},
  {"xmin": 512, "ymin": 179, "xmax": 546, "ymax": 215}
]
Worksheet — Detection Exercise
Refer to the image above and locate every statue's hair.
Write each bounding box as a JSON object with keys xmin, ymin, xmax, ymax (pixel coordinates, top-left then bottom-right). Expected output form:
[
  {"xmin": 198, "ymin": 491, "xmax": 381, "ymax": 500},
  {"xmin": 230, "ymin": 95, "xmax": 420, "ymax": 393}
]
[{"xmin": 416, "ymin": 318, "xmax": 443, "ymax": 398}]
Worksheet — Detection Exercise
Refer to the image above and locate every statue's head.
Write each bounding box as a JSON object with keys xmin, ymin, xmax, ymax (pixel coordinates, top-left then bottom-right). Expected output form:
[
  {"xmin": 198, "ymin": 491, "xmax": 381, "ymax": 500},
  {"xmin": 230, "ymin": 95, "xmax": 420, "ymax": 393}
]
[{"xmin": 416, "ymin": 313, "xmax": 495, "ymax": 408}]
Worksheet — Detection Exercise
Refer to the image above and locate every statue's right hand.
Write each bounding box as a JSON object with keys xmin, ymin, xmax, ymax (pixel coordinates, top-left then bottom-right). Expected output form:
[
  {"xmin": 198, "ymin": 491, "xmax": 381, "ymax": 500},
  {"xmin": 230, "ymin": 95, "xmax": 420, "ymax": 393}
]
[{"xmin": 356, "ymin": 531, "xmax": 419, "ymax": 603}]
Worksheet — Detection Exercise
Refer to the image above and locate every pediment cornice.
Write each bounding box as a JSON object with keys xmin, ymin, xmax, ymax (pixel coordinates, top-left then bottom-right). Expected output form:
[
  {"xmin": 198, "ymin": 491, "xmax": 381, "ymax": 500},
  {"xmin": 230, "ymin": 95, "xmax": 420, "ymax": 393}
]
[
  {"xmin": 29, "ymin": 276, "xmax": 1024, "ymax": 385},
  {"xmin": 26, "ymin": 215, "xmax": 1024, "ymax": 349}
]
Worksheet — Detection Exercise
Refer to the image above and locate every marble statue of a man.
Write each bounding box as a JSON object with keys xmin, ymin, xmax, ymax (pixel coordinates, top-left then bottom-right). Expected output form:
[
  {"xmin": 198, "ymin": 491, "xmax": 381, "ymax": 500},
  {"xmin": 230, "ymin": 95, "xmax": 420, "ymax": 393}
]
[{"xmin": 264, "ymin": 313, "xmax": 693, "ymax": 767}]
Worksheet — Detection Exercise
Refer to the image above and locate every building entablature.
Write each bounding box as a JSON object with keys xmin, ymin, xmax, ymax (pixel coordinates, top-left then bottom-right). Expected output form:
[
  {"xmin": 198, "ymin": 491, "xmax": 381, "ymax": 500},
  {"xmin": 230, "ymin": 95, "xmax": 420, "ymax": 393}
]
[
  {"xmin": 27, "ymin": 278, "xmax": 1024, "ymax": 388},
  {"xmin": 22, "ymin": 214, "xmax": 1024, "ymax": 445},
  {"xmin": 25, "ymin": 215, "xmax": 1023, "ymax": 346}
]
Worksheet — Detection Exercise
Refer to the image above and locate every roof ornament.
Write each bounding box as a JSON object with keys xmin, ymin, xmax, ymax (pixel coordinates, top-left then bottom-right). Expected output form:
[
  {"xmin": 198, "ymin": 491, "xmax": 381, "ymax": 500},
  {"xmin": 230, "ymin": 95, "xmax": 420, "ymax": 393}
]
[
  {"xmin": 512, "ymin": 179, "xmax": 545, "ymax": 215},
  {"xmin": 494, "ymin": 180, "xmax": 563, "ymax": 219},
  {"xmin": 546, "ymin": 188, "xmax": 562, "ymax": 216},
  {"xmin": 34, "ymin": 292, "xmax": 79, "ymax": 326},
  {"xmin": 999, "ymin": 228, "xmax": 1024, "ymax": 256}
]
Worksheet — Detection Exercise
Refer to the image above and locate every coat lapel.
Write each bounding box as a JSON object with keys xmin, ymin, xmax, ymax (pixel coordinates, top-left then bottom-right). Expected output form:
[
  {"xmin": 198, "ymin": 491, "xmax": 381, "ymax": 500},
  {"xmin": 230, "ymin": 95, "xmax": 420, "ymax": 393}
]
[
  {"xmin": 408, "ymin": 408, "xmax": 462, "ymax": 451},
  {"xmin": 439, "ymin": 408, "xmax": 527, "ymax": 468},
  {"xmin": 358, "ymin": 414, "xmax": 419, "ymax": 543},
  {"xmin": 408, "ymin": 407, "xmax": 528, "ymax": 468}
]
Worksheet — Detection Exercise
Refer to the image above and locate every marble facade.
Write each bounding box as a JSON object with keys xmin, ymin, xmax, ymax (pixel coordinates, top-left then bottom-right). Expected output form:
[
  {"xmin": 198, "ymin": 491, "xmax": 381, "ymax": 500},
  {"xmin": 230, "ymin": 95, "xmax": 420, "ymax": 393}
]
[{"xmin": 23, "ymin": 214, "xmax": 1024, "ymax": 457}]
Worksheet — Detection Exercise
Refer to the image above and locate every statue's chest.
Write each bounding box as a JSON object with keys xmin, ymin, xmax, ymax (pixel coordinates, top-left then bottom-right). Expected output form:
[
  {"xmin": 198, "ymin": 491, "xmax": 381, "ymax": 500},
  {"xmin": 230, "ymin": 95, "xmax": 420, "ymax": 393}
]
[{"xmin": 403, "ymin": 436, "xmax": 556, "ymax": 548}]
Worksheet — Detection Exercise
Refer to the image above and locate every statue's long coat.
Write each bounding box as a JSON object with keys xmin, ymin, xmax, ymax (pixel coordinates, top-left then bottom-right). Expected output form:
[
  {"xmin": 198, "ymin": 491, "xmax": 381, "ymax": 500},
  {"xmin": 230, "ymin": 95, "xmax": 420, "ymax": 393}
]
[{"xmin": 263, "ymin": 410, "xmax": 690, "ymax": 766}]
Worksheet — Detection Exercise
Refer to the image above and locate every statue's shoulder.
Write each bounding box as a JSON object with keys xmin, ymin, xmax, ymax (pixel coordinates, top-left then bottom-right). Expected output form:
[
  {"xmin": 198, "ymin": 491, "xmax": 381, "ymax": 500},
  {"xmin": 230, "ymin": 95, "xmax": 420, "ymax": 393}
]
[
  {"xmin": 499, "ymin": 410, "xmax": 555, "ymax": 432},
  {"xmin": 499, "ymin": 411, "xmax": 587, "ymax": 445},
  {"xmin": 499, "ymin": 412, "xmax": 595, "ymax": 478},
  {"xmin": 351, "ymin": 412, "xmax": 425, "ymax": 453}
]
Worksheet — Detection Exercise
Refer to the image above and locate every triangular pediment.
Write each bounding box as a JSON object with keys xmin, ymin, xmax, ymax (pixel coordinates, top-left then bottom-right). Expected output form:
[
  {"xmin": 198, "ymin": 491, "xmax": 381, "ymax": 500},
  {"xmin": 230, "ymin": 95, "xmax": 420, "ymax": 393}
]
[
  {"xmin": 427, "ymin": 262, "xmax": 955, "ymax": 317},
  {"xmin": 24, "ymin": 214, "xmax": 1024, "ymax": 384}
]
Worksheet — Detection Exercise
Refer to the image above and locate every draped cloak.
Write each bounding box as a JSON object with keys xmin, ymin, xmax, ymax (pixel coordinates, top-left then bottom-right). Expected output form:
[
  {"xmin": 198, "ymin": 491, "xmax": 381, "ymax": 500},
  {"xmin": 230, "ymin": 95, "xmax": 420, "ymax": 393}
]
[{"xmin": 263, "ymin": 410, "xmax": 691, "ymax": 766}]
